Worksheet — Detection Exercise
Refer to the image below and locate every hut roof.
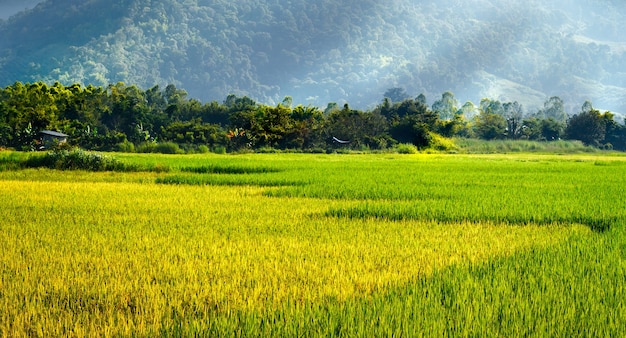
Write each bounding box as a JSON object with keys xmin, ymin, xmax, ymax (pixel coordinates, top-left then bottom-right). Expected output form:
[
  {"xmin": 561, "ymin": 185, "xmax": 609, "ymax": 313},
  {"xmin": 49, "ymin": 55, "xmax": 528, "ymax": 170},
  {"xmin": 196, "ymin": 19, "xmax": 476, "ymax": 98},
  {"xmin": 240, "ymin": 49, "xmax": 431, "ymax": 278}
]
[{"xmin": 39, "ymin": 130, "xmax": 68, "ymax": 138}]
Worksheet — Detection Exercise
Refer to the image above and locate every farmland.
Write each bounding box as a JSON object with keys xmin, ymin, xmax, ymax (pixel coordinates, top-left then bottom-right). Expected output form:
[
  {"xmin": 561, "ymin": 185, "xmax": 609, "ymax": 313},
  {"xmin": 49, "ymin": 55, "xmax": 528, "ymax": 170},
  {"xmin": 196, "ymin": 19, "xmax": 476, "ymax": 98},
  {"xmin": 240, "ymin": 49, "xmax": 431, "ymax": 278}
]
[{"xmin": 1, "ymin": 152, "xmax": 626, "ymax": 336}]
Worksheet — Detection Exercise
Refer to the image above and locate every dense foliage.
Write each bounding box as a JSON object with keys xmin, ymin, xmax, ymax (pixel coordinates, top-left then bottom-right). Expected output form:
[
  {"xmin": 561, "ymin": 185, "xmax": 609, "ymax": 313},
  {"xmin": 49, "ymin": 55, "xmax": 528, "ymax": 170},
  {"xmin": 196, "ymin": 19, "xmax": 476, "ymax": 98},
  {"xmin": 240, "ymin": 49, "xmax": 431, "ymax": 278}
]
[
  {"xmin": 1, "ymin": 81, "xmax": 625, "ymax": 152},
  {"xmin": 1, "ymin": 0, "xmax": 625, "ymax": 113}
]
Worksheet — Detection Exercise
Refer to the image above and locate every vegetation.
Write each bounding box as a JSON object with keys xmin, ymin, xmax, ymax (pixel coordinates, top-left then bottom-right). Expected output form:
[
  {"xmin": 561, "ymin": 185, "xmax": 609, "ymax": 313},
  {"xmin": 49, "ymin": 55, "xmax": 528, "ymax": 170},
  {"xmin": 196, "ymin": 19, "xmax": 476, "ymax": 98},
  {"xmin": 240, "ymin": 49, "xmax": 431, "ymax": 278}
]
[
  {"xmin": 1, "ymin": 0, "xmax": 626, "ymax": 113},
  {"xmin": 1, "ymin": 81, "xmax": 625, "ymax": 154},
  {"xmin": 1, "ymin": 152, "xmax": 625, "ymax": 335}
]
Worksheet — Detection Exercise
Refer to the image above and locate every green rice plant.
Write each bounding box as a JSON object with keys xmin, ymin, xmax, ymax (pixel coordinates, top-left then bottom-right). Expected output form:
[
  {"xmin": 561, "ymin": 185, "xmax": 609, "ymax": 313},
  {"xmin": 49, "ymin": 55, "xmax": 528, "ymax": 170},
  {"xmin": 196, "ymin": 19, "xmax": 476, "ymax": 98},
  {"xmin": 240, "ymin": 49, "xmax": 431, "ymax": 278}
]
[
  {"xmin": 1, "ymin": 152, "xmax": 626, "ymax": 336},
  {"xmin": 181, "ymin": 164, "xmax": 281, "ymax": 174},
  {"xmin": 156, "ymin": 173, "xmax": 302, "ymax": 187},
  {"xmin": 0, "ymin": 151, "xmax": 28, "ymax": 170}
]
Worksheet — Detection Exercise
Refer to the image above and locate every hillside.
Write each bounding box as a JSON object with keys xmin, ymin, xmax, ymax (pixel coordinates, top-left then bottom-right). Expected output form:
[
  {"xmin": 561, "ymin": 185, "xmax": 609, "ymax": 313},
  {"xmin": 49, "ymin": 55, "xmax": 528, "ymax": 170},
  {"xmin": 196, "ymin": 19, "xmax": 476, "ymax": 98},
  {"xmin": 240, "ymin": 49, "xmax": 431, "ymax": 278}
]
[
  {"xmin": 0, "ymin": 0, "xmax": 41, "ymax": 19},
  {"xmin": 1, "ymin": 0, "xmax": 625, "ymax": 114}
]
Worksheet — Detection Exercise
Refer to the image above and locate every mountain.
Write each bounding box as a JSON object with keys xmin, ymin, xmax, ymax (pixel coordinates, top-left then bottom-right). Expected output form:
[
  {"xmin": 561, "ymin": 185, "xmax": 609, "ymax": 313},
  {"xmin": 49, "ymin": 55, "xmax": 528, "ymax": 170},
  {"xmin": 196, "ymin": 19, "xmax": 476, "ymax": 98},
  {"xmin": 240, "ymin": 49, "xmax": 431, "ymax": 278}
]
[
  {"xmin": 1, "ymin": 0, "xmax": 625, "ymax": 116},
  {"xmin": 0, "ymin": 0, "xmax": 42, "ymax": 19}
]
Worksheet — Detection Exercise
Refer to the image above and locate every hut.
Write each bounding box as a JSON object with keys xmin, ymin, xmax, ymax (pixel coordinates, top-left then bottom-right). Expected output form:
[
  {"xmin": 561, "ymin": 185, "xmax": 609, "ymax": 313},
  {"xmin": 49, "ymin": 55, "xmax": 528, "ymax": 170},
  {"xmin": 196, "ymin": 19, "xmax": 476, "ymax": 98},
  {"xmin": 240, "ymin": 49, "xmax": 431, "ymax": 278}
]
[{"xmin": 38, "ymin": 130, "xmax": 68, "ymax": 149}]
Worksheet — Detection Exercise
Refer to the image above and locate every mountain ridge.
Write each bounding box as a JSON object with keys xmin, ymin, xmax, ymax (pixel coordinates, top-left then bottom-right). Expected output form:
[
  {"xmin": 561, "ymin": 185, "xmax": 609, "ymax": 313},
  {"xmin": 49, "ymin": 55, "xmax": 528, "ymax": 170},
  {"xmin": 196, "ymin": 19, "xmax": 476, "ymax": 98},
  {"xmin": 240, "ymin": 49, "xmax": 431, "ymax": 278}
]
[{"xmin": 1, "ymin": 0, "xmax": 625, "ymax": 115}]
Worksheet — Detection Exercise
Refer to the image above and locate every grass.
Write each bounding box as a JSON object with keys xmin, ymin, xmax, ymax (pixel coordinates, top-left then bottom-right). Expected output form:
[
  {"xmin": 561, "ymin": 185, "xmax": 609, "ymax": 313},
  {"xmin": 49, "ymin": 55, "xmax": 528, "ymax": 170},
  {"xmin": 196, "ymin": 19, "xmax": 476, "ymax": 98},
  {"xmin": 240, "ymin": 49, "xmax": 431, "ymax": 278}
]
[
  {"xmin": 454, "ymin": 138, "xmax": 598, "ymax": 153},
  {"xmin": 1, "ymin": 151, "xmax": 625, "ymax": 336}
]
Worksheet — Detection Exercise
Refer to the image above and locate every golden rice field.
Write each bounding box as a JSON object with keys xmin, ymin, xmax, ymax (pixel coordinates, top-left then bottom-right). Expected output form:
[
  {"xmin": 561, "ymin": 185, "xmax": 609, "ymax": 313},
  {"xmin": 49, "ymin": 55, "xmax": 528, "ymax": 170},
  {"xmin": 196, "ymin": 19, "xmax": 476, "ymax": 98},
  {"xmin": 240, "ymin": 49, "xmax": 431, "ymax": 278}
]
[{"xmin": 1, "ymin": 152, "xmax": 625, "ymax": 336}]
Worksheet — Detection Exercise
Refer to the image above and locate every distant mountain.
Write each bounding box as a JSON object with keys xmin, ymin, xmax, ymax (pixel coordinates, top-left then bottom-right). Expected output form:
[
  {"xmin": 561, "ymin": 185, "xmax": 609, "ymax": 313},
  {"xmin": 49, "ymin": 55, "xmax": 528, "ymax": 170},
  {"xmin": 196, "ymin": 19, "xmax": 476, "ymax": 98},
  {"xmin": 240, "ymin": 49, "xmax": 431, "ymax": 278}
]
[
  {"xmin": 0, "ymin": 0, "xmax": 42, "ymax": 19},
  {"xmin": 1, "ymin": 0, "xmax": 625, "ymax": 115}
]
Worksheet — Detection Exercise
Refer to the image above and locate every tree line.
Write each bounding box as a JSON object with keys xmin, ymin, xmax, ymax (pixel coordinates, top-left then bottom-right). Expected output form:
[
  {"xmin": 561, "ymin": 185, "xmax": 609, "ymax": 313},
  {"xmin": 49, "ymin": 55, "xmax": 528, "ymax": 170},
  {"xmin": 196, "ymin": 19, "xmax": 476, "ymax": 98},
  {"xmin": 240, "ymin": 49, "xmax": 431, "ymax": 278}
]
[{"xmin": 0, "ymin": 82, "xmax": 624, "ymax": 152}]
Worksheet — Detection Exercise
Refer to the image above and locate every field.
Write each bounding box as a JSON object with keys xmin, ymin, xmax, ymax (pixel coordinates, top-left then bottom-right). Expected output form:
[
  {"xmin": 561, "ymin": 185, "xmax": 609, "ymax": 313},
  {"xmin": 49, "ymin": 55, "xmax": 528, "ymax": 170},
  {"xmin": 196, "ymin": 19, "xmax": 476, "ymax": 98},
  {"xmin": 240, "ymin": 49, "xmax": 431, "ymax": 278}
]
[{"xmin": 1, "ymin": 152, "xmax": 626, "ymax": 336}]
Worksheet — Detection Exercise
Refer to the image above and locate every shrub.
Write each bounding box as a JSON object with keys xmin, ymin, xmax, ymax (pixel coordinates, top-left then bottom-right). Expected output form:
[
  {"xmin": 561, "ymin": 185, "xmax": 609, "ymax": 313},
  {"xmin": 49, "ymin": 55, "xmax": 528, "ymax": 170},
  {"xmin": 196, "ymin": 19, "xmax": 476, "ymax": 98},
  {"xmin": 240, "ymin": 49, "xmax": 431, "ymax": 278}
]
[
  {"xmin": 197, "ymin": 145, "xmax": 210, "ymax": 154},
  {"xmin": 155, "ymin": 142, "xmax": 184, "ymax": 154},
  {"xmin": 212, "ymin": 146, "xmax": 227, "ymax": 154},
  {"xmin": 25, "ymin": 149, "xmax": 128, "ymax": 171},
  {"xmin": 137, "ymin": 142, "xmax": 184, "ymax": 154},
  {"xmin": 396, "ymin": 143, "xmax": 419, "ymax": 154},
  {"xmin": 116, "ymin": 141, "xmax": 135, "ymax": 153},
  {"xmin": 136, "ymin": 142, "xmax": 157, "ymax": 153},
  {"xmin": 428, "ymin": 133, "xmax": 457, "ymax": 152}
]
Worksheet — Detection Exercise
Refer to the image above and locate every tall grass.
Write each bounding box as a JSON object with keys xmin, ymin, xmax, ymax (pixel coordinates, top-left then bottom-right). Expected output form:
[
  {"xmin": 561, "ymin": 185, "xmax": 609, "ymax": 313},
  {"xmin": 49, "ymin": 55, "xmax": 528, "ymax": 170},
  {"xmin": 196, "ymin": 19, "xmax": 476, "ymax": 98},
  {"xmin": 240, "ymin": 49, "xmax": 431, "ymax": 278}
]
[{"xmin": 455, "ymin": 138, "xmax": 598, "ymax": 153}]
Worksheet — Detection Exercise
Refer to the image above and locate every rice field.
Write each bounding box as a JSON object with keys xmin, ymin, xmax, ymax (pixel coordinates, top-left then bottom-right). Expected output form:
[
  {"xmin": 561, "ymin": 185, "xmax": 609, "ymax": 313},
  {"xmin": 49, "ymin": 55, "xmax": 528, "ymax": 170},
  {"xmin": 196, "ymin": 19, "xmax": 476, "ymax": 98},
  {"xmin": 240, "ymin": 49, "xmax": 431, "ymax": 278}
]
[{"xmin": 1, "ymin": 152, "xmax": 625, "ymax": 336}]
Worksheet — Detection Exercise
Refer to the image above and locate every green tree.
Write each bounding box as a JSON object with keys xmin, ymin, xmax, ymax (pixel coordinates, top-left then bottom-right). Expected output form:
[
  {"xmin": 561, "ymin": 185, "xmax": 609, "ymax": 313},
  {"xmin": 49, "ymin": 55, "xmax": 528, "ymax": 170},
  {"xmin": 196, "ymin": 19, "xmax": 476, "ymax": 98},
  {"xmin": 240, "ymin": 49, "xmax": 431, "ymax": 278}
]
[
  {"xmin": 521, "ymin": 117, "xmax": 543, "ymax": 140},
  {"xmin": 604, "ymin": 113, "xmax": 626, "ymax": 150},
  {"xmin": 474, "ymin": 108, "xmax": 507, "ymax": 140},
  {"xmin": 565, "ymin": 101, "xmax": 606, "ymax": 146},
  {"xmin": 503, "ymin": 101, "xmax": 524, "ymax": 139},
  {"xmin": 287, "ymin": 105, "xmax": 326, "ymax": 149},
  {"xmin": 539, "ymin": 96, "xmax": 567, "ymax": 124},
  {"xmin": 383, "ymin": 87, "xmax": 410, "ymax": 103},
  {"xmin": 432, "ymin": 91, "xmax": 458, "ymax": 120},
  {"xmin": 541, "ymin": 118, "xmax": 564, "ymax": 141},
  {"xmin": 326, "ymin": 104, "xmax": 389, "ymax": 149},
  {"xmin": 160, "ymin": 119, "xmax": 227, "ymax": 147}
]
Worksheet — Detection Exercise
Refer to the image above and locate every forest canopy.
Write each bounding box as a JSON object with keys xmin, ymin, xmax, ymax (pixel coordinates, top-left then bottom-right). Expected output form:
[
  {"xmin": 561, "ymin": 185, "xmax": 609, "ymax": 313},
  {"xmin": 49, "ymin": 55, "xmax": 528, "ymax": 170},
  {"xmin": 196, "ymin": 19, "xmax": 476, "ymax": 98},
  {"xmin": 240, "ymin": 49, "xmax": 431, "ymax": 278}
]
[{"xmin": 1, "ymin": 81, "xmax": 624, "ymax": 152}]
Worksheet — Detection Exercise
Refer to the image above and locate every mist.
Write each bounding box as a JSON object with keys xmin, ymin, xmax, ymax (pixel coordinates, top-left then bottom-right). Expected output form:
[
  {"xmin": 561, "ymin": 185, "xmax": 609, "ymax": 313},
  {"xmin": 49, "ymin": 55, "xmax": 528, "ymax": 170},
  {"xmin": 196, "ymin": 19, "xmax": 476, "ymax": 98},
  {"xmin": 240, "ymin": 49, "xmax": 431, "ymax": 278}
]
[
  {"xmin": 0, "ymin": 0, "xmax": 42, "ymax": 20},
  {"xmin": 0, "ymin": 0, "xmax": 625, "ymax": 117}
]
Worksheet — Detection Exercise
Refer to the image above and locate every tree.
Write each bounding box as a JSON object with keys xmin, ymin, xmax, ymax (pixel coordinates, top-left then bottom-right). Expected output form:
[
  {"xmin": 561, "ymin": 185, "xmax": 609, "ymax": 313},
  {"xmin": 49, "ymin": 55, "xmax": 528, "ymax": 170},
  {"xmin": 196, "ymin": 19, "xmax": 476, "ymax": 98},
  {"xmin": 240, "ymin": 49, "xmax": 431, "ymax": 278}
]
[
  {"xmin": 432, "ymin": 91, "xmax": 458, "ymax": 120},
  {"xmin": 541, "ymin": 118, "xmax": 564, "ymax": 141},
  {"xmin": 539, "ymin": 96, "xmax": 567, "ymax": 124},
  {"xmin": 383, "ymin": 87, "xmax": 410, "ymax": 103},
  {"xmin": 474, "ymin": 110, "xmax": 507, "ymax": 140},
  {"xmin": 604, "ymin": 113, "xmax": 626, "ymax": 150},
  {"xmin": 160, "ymin": 120, "xmax": 227, "ymax": 147},
  {"xmin": 479, "ymin": 98, "xmax": 504, "ymax": 117},
  {"xmin": 503, "ymin": 101, "xmax": 524, "ymax": 139},
  {"xmin": 224, "ymin": 94, "xmax": 256, "ymax": 113},
  {"xmin": 326, "ymin": 104, "xmax": 389, "ymax": 149},
  {"xmin": 565, "ymin": 101, "xmax": 606, "ymax": 146},
  {"xmin": 288, "ymin": 105, "xmax": 326, "ymax": 149},
  {"xmin": 521, "ymin": 117, "xmax": 543, "ymax": 140},
  {"xmin": 458, "ymin": 101, "xmax": 477, "ymax": 119},
  {"xmin": 416, "ymin": 93, "xmax": 427, "ymax": 106},
  {"xmin": 389, "ymin": 102, "xmax": 440, "ymax": 148}
]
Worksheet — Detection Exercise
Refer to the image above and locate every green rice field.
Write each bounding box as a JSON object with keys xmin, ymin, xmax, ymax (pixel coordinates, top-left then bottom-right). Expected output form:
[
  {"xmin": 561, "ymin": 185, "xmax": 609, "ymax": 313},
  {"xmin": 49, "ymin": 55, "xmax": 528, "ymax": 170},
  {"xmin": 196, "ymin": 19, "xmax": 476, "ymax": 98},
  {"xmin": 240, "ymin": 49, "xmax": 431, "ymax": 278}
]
[{"xmin": 1, "ymin": 152, "xmax": 625, "ymax": 336}]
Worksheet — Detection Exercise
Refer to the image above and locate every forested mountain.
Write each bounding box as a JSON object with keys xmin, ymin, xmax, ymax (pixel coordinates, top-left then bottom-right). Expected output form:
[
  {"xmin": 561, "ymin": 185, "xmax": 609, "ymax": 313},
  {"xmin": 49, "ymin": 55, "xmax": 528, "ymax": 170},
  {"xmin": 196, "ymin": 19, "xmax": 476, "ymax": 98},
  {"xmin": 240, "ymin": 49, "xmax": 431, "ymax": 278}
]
[
  {"xmin": 1, "ymin": 0, "xmax": 625, "ymax": 115},
  {"xmin": 0, "ymin": 0, "xmax": 41, "ymax": 19}
]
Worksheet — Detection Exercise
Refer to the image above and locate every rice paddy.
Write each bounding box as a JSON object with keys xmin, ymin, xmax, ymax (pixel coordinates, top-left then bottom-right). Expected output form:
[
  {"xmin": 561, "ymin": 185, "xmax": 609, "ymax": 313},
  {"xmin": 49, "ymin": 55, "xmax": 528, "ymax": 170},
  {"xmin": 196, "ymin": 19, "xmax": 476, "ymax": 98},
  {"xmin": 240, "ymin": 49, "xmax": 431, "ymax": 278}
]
[{"xmin": 1, "ymin": 152, "xmax": 625, "ymax": 336}]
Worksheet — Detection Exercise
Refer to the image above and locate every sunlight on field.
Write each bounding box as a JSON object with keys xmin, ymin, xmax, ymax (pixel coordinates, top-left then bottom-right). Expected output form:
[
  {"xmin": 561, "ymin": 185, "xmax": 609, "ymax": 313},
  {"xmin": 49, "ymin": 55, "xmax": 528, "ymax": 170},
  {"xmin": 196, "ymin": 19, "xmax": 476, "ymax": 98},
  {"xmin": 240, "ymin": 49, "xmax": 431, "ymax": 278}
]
[
  {"xmin": 1, "ymin": 153, "xmax": 625, "ymax": 336},
  {"xmin": 0, "ymin": 179, "xmax": 581, "ymax": 336}
]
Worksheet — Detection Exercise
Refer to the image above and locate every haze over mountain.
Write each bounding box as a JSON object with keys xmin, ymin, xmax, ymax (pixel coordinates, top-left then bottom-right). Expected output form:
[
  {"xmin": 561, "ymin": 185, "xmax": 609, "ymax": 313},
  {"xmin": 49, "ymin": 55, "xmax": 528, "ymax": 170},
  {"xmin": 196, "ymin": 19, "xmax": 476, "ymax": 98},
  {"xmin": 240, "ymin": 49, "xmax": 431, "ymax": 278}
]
[
  {"xmin": 0, "ymin": 0, "xmax": 42, "ymax": 19},
  {"xmin": 1, "ymin": 0, "xmax": 625, "ymax": 116}
]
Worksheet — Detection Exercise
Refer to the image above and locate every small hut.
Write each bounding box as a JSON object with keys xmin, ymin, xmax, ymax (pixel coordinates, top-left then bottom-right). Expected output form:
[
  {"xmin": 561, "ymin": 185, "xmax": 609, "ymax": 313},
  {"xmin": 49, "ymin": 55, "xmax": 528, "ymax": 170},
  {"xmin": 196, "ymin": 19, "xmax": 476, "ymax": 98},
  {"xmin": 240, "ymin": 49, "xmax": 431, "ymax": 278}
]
[{"xmin": 38, "ymin": 130, "xmax": 68, "ymax": 149}]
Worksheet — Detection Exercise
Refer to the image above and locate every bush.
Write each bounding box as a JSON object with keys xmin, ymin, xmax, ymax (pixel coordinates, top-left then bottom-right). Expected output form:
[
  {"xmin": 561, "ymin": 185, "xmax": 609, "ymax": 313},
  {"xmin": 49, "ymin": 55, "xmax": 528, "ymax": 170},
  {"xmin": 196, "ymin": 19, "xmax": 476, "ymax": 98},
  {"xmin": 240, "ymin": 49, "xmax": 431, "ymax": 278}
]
[
  {"xmin": 309, "ymin": 147, "xmax": 327, "ymax": 154},
  {"xmin": 197, "ymin": 145, "xmax": 210, "ymax": 154},
  {"xmin": 155, "ymin": 142, "xmax": 184, "ymax": 154},
  {"xmin": 396, "ymin": 143, "xmax": 419, "ymax": 154},
  {"xmin": 137, "ymin": 142, "xmax": 184, "ymax": 154},
  {"xmin": 136, "ymin": 142, "xmax": 157, "ymax": 153},
  {"xmin": 116, "ymin": 141, "xmax": 135, "ymax": 153},
  {"xmin": 212, "ymin": 146, "xmax": 227, "ymax": 154},
  {"xmin": 429, "ymin": 133, "xmax": 458, "ymax": 152},
  {"xmin": 25, "ymin": 149, "xmax": 128, "ymax": 171}
]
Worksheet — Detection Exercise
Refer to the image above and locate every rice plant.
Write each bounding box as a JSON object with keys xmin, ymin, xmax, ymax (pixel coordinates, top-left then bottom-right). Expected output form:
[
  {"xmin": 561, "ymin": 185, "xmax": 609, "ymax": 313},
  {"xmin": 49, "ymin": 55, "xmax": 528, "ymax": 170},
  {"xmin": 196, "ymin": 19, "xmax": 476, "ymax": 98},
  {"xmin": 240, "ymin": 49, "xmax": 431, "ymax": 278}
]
[{"xmin": 1, "ymin": 152, "xmax": 625, "ymax": 336}]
